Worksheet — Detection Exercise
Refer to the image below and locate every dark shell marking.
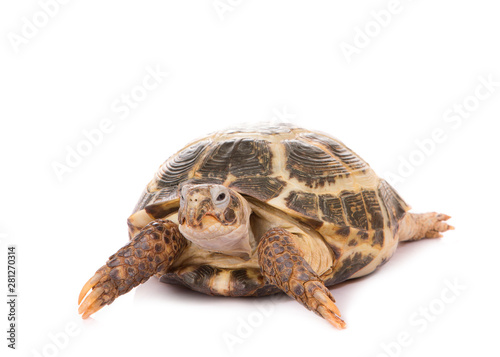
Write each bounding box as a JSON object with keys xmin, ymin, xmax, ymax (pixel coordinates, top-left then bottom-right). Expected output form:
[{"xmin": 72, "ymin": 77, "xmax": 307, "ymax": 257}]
[
  {"xmin": 378, "ymin": 180, "xmax": 408, "ymax": 233},
  {"xmin": 361, "ymin": 190, "xmax": 384, "ymax": 230},
  {"xmin": 134, "ymin": 138, "xmax": 276, "ymax": 213},
  {"xmin": 229, "ymin": 177, "xmax": 286, "ymax": 201},
  {"xmin": 284, "ymin": 139, "xmax": 344, "ymax": 188},
  {"xmin": 160, "ymin": 266, "xmax": 280, "ymax": 297},
  {"xmin": 286, "ymin": 188, "xmax": 387, "ymax": 231},
  {"xmin": 178, "ymin": 265, "xmax": 220, "ymax": 295},
  {"xmin": 285, "ymin": 191, "xmax": 320, "ymax": 221},
  {"xmin": 145, "ymin": 201, "xmax": 180, "ymax": 220},
  {"xmin": 301, "ymin": 133, "xmax": 368, "ymax": 172},
  {"xmin": 372, "ymin": 230, "xmax": 385, "ymax": 247},
  {"xmin": 340, "ymin": 191, "xmax": 368, "ymax": 230},
  {"xmin": 325, "ymin": 252, "xmax": 375, "ymax": 285},
  {"xmin": 133, "ymin": 128, "xmax": 395, "ymax": 221},
  {"xmin": 156, "ymin": 141, "xmax": 209, "ymax": 187},
  {"xmin": 319, "ymin": 194, "xmax": 346, "ymax": 226},
  {"xmin": 197, "ymin": 139, "xmax": 273, "ymax": 179}
]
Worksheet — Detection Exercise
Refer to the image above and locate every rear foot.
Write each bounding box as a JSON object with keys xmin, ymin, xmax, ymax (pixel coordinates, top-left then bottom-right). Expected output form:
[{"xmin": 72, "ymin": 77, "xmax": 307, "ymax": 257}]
[{"xmin": 399, "ymin": 212, "xmax": 454, "ymax": 242}]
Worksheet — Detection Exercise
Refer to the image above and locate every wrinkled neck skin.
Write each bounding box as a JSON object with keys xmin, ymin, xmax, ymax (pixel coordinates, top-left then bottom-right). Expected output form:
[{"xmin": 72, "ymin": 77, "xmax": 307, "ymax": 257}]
[{"xmin": 179, "ymin": 194, "xmax": 255, "ymax": 260}]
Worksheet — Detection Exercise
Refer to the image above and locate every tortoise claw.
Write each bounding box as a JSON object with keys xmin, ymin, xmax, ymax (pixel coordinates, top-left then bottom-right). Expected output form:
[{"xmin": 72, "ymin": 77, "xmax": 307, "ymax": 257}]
[
  {"xmin": 78, "ymin": 271, "xmax": 104, "ymax": 305},
  {"xmin": 78, "ymin": 287, "xmax": 104, "ymax": 317},
  {"xmin": 318, "ymin": 306, "xmax": 346, "ymax": 329},
  {"xmin": 425, "ymin": 213, "xmax": 455, "ymax": 238},
  {"xmin": 313, "ymin": 289, "xmax": 341, "ymax": 317},
  {"xmin": 81, "ymin": 298, "xmax": 106, "ymax": 320},
  {"xmin": 78, "ymin": 265, "xmax": 118, "ymax": 319},
  {"xmin": 308, "ymin": 283, "xmax": 346, "ymax": 329}
]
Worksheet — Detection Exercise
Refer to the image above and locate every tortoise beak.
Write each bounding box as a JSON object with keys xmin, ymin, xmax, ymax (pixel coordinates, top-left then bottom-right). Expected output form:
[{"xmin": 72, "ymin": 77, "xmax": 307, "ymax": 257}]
[{"xmin": 180, "ymin": 198, "xmax": 213, "ymax": 227}]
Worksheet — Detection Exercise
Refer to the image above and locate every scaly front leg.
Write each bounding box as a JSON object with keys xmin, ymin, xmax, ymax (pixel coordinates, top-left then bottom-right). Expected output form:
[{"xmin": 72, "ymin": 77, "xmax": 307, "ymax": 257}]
[
  {"xmin": 258, "ymin": 228, "xmax": 346, "ymax": 329},
  {"xmin": 78, "ymin": 220, "xmax": 186, "ymax": 319}
]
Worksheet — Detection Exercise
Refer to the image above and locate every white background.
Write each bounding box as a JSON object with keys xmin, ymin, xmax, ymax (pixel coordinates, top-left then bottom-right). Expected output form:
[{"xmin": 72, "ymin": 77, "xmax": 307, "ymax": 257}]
[{"xmin": 1, "ymin": 1, "xmax": 499, "ymax": 356}]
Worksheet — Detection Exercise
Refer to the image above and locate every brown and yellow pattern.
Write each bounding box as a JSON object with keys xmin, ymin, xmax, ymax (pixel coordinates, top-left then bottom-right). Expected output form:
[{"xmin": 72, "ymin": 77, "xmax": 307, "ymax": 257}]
[{"xmin": 79, "ymin": 123, "xmax": 453, "ymax": 328}]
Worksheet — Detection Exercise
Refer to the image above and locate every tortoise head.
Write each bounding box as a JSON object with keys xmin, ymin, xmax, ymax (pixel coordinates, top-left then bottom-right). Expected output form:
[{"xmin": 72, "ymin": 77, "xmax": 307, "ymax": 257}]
[{"xmin": 178, "ymin": 184, "xmax": 252, "ymax": 258}]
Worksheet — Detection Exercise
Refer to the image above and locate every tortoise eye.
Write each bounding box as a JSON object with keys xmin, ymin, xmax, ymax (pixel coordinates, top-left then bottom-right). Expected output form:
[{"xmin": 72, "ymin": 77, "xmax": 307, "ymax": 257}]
[
  {"xmin": 210, "ymin": 186, "xmax": 230, "ymax": 207},
  {"xmin": 216, "ymin": 193, "xmax": 226, "ymax": 202}
]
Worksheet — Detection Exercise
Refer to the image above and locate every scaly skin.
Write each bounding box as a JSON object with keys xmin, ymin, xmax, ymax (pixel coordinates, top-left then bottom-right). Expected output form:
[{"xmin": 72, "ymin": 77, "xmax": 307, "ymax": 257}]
[
  {"xmin": 78, "ymin": 220, "xmax": 186, "ymax": 319},
  {"xmin": 258, "ymin": 228, "xmax": 346, "ymax": 329},
  {"xmin": 399, "ymin": 212, "xmax": 454, "ymax": 242}
]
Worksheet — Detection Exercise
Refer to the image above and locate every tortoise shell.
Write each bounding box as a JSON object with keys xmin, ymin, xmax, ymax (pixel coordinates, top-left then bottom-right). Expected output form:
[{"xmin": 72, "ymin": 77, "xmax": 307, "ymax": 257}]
[{"xmin": 127, "ymin": 123, "xmax": 410, "ymax": 295}]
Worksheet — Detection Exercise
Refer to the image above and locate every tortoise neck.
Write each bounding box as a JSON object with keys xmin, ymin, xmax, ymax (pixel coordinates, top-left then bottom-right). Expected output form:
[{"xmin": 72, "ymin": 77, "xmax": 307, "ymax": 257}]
[{"xmin": 179, "ymin": 193, "xmax": 255, "ymax": 260}]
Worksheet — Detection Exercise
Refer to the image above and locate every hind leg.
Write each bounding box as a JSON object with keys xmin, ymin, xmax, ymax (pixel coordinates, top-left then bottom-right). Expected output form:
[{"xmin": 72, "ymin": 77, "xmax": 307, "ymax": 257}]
[{"xmin": 398, "ymin": 212, "xmax": 454, "ymax": 242}]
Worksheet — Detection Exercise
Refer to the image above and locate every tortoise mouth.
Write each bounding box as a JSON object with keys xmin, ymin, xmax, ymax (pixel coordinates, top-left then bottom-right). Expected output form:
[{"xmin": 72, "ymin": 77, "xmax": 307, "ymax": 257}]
[
  {"xmin": 178, "ymin": 216, "xmax": 252, "ymax": 258},
  {"xmin": 179, "ymin": 216, "xmax": 236, "ymax": 241}
]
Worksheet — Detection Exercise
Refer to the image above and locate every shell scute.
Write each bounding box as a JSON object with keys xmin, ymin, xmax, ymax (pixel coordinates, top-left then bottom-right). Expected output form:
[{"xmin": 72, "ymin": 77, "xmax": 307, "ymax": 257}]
[
  {"xmin": 197, "ymin": 138, "xmax": 273, "ymax": 179},
  {"xmin": 318, "ymin": 194, "xmax": 346, "ymax": 226},
  {"xmin": 361, "ymin": 190, "xmax": 384, "ymax": 230},
  {"xmin": 284, "ymin": 190, "xmax": 320, "ymax": 221},
  {"xmin": 155, "ymin": 140, "xmax": 209, "ymax": 188},
  {"xmin": 339, "ymin": 190, "xmax": 368, "ymax": 230},
  {"xmin": 197, "ymin": 139, "xmax": 237, "ymax": 179},
  {"xmin": 326, "ymin": 252, "xmax": 375, "ymax": 285},
  {"xmin": 300, "ymin": 132, "xmax": 368, "ymax": 172},
  {"xmin": 229, "ymin": 139, "xmax": 273, "ymax": 177},
  {"xmin": 229, "ymin": 176, "xmax": 286, "ymax": 201},
  {"xmin": 284, "ymin": 139, "xmax": 344, "ymax": 188},
  {"xmin": 378, "ymin": 180, "xmax": 410, "ymax": 233}
]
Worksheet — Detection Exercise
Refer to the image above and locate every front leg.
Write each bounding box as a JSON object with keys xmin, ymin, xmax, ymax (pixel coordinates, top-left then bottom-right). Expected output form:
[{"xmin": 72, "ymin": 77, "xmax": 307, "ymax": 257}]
[
  {"xmin": 258, "ymin": 228, "xmax": 346, "ymax": 329},
  {"xmin": 78, "ymin": 219, "xmax": 186, "ymax": 319}
]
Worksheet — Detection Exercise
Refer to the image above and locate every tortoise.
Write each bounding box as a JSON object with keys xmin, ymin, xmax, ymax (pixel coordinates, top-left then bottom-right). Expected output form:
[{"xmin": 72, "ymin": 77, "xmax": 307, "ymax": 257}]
[{"xmin": 78, "ymin": 123, "xmax": 453, "ymax": 328}]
